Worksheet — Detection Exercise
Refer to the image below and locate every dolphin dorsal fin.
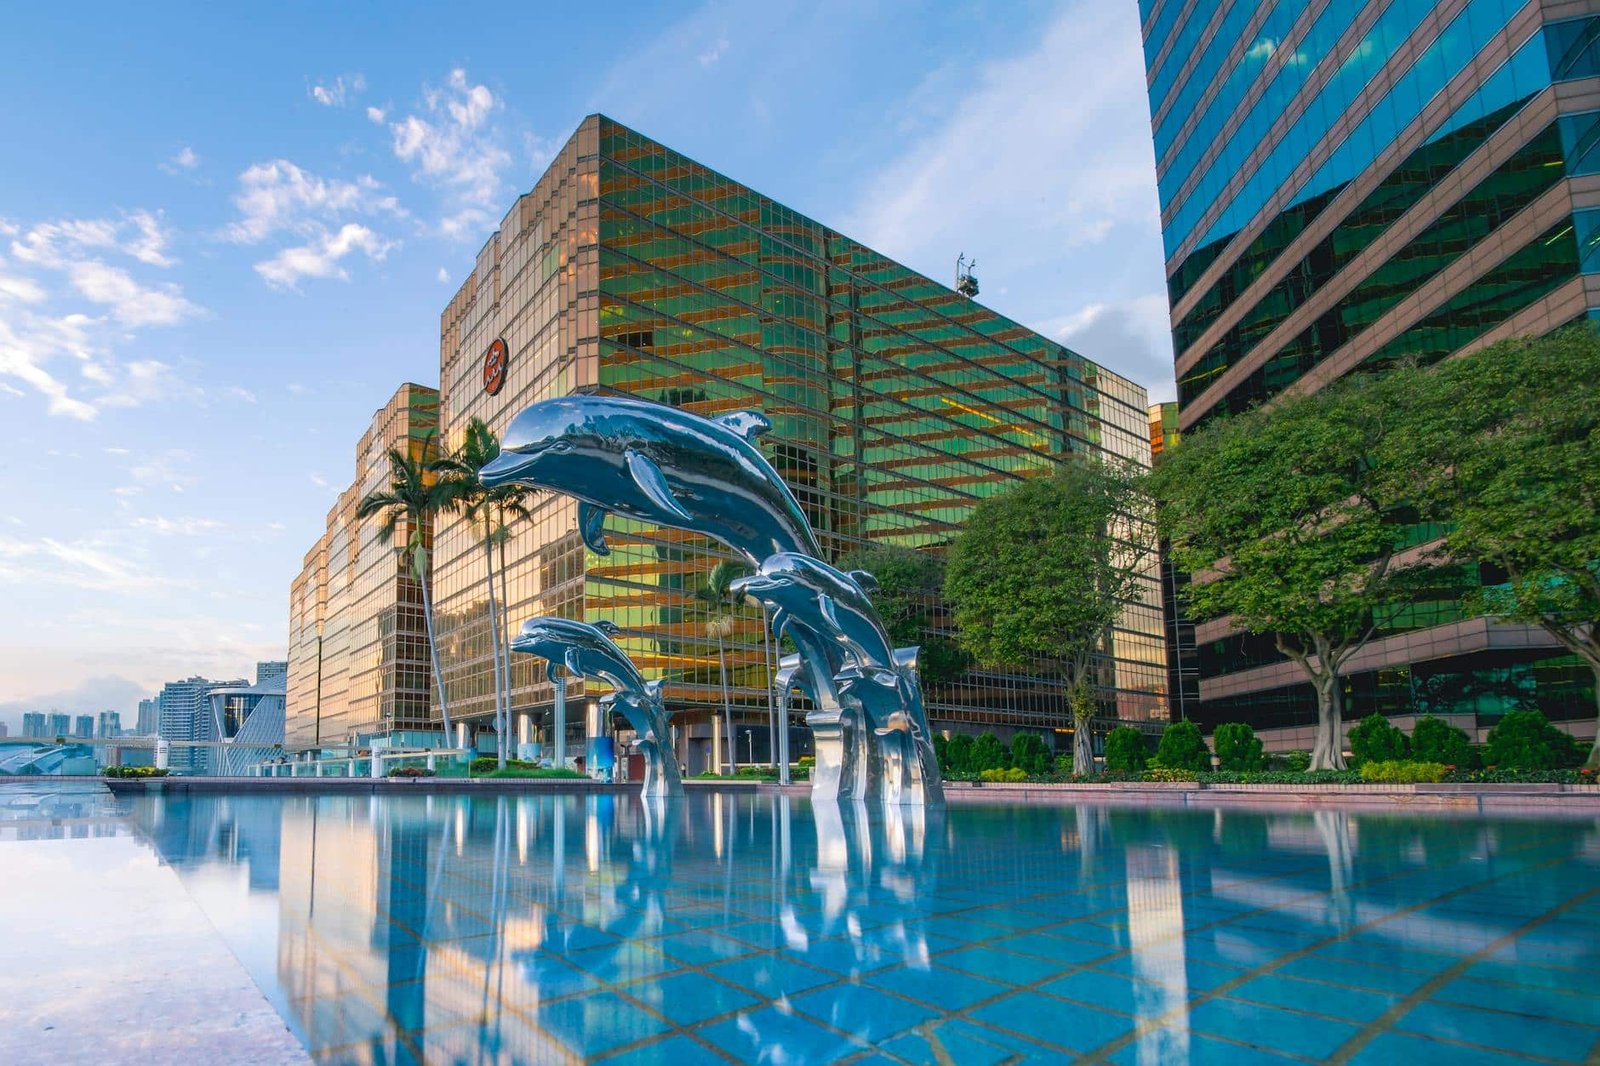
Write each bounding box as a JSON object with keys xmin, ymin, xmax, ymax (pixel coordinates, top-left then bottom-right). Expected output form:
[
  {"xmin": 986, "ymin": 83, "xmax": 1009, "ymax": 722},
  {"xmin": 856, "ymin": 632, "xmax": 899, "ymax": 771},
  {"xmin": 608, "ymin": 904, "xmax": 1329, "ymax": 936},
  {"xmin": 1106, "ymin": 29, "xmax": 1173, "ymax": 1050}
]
[
  {"xmin": 594, "ymin": 619, "xmax": 622, "ymax": 638},
  {"xmin": 848, "ymin": 570, "xmax": 879, "ymax": 594},
  {"xmin": 579, "ymin": 502, "xmax": 610, "ymax": 556},
  {"xmin": 715, "ymin": 411, "xmax": 771, "ymax": 441},
  {"xmin": 625, "ymin": 449, "xmax": 693, "ymax": 522}
]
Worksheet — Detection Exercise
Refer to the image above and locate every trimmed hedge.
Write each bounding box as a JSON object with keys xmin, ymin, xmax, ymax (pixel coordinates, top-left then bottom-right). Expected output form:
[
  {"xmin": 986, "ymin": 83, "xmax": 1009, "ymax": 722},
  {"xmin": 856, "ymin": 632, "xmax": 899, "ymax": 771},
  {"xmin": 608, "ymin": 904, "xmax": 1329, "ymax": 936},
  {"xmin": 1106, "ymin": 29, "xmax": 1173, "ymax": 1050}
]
[
  {"xmin": 1361, "ymin": 760, "xmax": 1447, "ymax": 784},
  {"xmin": 102, "ymin": 765, "xmax": 170, "ymax": 778}
]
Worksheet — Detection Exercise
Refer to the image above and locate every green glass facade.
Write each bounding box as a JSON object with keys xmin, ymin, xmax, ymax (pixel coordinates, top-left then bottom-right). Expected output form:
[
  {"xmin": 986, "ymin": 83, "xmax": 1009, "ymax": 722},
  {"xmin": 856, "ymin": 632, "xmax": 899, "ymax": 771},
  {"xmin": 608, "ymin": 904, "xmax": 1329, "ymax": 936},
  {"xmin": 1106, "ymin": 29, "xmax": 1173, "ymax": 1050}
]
[
  {"xmin": 1141, "ymin": 0, "xmax": 1600, "ymax": 738},
  {"xmin": 428, "ymin": 116, "xmax": 1164, "ymax": 767}
]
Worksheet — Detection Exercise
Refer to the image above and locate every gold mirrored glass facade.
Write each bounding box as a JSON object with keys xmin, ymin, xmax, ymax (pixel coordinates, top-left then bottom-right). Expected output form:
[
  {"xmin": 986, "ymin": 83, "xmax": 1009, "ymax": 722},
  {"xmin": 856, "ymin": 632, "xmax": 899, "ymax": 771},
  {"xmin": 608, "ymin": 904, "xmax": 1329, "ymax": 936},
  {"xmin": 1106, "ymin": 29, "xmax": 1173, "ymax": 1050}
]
[
  {"xmin": 286, "ymin": 384, "xmax": 440, "ymax": 750},
  {"xmin": 430, "ymin": 115, "xmax": 1165, "ymax": 755}
]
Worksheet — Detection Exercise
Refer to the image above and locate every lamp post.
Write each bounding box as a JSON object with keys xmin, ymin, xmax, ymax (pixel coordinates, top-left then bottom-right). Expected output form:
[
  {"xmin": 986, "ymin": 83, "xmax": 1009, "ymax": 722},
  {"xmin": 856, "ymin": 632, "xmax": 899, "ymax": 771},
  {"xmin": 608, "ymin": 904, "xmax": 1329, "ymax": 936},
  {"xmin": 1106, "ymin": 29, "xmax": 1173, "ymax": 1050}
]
[
  {"xmin": 745, "ymin": 729, "xmax": 754, "ymax": 766},
  {"xmin": 313, "ymin": 618, "xmax": 325, "ymax": 751}
]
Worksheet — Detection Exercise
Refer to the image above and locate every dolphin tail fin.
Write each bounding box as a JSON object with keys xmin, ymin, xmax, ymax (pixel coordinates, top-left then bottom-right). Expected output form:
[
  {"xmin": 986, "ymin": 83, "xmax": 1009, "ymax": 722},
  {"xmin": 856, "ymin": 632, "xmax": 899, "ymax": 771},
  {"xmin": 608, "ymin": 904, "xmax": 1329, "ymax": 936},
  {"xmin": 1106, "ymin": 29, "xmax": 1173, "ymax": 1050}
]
[
  {"xmin": 579, "ymin": 502, "xmax": 610, "ymax": 555},
  {"xmin": 715, "ymin": 411, "xmax": 771, "ymax": 441},
  {"xmin": 848, "ymin": 569, "xmax": 880, "ymax": 594},
  {"xmin": 625, "ymin": 449, "xmax": 693, "ymax": 522}
]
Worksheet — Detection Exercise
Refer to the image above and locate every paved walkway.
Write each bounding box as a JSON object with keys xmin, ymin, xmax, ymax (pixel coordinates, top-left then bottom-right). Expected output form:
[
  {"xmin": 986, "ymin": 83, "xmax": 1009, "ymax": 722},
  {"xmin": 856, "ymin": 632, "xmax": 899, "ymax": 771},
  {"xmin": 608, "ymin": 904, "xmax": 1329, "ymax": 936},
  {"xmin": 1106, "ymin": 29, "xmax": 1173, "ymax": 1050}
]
[{"xmin": 0, "ymin": 779, "xmax": 308, "ymax": 1065}]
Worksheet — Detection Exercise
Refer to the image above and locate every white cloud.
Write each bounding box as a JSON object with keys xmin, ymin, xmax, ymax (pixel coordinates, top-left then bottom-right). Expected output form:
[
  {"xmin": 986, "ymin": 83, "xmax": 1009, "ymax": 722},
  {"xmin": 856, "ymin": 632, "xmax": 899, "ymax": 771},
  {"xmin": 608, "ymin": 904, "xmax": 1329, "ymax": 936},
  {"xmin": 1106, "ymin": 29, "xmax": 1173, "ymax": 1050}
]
[
  {"xmin": 0, "ymin": 535, "xmax": 188, "ymax": 595},
  {"xmin": 160, "ymin": 146, "xmax": 201, "ymax": 176},
  {"xmin": 310, "ymin": 73, "xmax": 365, "ymax": 107},
  {"xmin": 66, "ymin": 260, "xmax": 197, "ymax": 326},
  {"xmin": 129, "ymin": 516, "xmax": 227, "ymax": 536},
  {"xmin": 436, "ymin": 266, "xmax": 450, "ymax": 283},
  {"xmin": 127, "ymin": 450, "xmax": 196, "ymax": 493},
  {"xmin": 385, "ymin": 69, "xmax": 512, "ymax": 237},
  {"xmin": 255, "ymin": 223, "xmax": 395, "ymax": 290},
  {"xmin": 1050, "ymin": 295, "xmax": 1177, "ymax": 403},
  {"xmin": 286, "ymin": 382, "xmax": 308, "ymax": 395},
  {"xmin": 12, "ymin": 210, "xmax": 175, "ymax": 268},
  {"xmin": 227, "ymin": 385, "xmax": 257, "ymax": 403},
  {"xmin": 366, "ymin": 106, "xmax": 386, "ymax": 124},
  {"xmin": 225, "ymin": 159, "xmax": 400, "ymax": 244},
  {"xmin": 698, "ymin": 37, "xmax": 730, "ymax": 67}
]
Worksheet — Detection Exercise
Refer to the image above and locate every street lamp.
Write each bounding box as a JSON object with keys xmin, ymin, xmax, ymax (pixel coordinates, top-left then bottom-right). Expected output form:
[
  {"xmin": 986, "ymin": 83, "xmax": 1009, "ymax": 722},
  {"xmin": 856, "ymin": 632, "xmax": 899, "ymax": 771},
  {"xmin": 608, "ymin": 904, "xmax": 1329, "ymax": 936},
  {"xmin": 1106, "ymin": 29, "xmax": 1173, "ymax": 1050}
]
[{"xmin": 745, "ymin": 729, "xmax": 754, "ymax": 766}]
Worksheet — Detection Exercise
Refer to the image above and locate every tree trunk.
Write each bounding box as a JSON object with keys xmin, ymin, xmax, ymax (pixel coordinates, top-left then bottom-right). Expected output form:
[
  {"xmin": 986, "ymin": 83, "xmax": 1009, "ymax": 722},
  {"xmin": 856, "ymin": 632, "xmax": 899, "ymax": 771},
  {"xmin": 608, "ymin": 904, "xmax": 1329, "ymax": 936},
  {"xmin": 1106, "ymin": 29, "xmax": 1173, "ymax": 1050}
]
[
  {"xmin": 1587, "ymin": 659, "xmax": 1600, "ymax": 770},
  {"xmin": 482, "ymin": 537, "xmax": 507, "ymax": 770},
  {"xmin": 1073, "ymin": 718, "xmax": 1093, "ymax": 777},
  {"xmin": 1310, "ymin": 672, "xmax": 1347, "ymax": 771},
  {"xmin": 717, "ymin": 633, "xmax": 735, "ymax": 774},
  {"xmin": 416, "ymin": 558, "xmax": 455, "ymax": 744},
  {"xmin": 498, "ymin": 534, "xmax": 515, "ymax": 761}
]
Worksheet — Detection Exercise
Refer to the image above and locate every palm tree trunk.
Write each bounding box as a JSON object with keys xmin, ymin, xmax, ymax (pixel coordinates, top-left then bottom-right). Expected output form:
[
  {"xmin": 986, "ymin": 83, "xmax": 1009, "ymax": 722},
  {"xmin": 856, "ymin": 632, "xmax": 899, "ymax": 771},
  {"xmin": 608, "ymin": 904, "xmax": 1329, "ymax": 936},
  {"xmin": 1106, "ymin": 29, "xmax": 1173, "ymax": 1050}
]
[
  {"xmin": 498, "ymin": 532, "xmax": 515, "ymax": 761},
  {"xmin": 482, "ymin": 535, "xmax": 507, "ymax": 770},
  {"xmin": 416, "ymin": 558, "xmax": 455, "ymax": 744},
  {"xmin": 718, "ymin": 632, "xmax": 734, "ymax": 774}
]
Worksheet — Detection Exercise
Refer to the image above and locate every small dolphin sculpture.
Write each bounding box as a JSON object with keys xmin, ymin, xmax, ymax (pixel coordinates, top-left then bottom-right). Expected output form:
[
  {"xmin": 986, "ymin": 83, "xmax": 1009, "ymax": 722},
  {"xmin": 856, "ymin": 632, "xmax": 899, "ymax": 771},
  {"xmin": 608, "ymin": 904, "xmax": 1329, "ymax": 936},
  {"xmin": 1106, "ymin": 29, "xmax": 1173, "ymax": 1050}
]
[
  {"xmin": 479, "ymin": 395, "xmax": 821, "ymax": 565},
  {"xmin": 733, "ymin": 553, "xmax": 897, "ymax": 676},
  {"xmin": 509, "ymin": 616, "xmax": 682, "ymax": 798}
]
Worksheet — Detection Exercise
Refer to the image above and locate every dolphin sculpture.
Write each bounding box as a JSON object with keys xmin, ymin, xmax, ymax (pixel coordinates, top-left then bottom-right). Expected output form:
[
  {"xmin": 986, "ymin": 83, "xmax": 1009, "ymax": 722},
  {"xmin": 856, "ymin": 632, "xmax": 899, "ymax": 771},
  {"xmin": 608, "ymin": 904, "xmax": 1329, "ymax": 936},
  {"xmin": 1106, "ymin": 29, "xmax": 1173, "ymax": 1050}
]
[
  {"xmin": 479, "ymin": 394, "xmax": 821, "ymax": 565},
  {"xmin": 508, "ymin": 616, "xmax": 682, "ymax": 798},
  {"xmin": 735, "ymin": 554, "xmax": 943, "ymax": 805}
]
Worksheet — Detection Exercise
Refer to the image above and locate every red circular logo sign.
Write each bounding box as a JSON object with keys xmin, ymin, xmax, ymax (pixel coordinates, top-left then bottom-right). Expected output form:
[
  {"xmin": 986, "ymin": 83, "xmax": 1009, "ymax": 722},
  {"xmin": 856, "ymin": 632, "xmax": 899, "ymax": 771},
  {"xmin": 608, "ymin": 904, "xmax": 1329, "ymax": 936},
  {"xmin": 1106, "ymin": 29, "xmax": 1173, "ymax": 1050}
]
[{"xmin": 482, "ymin": 338, "xmax": 509, "ymax": 396}]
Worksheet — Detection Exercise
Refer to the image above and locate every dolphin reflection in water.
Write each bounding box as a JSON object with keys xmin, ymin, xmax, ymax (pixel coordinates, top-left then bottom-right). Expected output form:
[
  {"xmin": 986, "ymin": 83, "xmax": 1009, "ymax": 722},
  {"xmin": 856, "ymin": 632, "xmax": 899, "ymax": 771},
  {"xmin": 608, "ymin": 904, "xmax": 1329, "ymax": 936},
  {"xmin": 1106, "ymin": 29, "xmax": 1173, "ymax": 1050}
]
[{"xmin": 508, "ymin": 617, "xmax": 681, "ymax": 798}]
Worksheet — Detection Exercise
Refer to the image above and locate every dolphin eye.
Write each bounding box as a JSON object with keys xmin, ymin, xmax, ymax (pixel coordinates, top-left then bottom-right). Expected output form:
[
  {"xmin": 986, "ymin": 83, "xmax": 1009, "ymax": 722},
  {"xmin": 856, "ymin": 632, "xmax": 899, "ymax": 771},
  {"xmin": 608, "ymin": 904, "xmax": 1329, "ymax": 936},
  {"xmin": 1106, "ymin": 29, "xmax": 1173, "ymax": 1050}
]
[{"xmin": 546, "ymin": 439, "xmax": 574, "ymax": 454}]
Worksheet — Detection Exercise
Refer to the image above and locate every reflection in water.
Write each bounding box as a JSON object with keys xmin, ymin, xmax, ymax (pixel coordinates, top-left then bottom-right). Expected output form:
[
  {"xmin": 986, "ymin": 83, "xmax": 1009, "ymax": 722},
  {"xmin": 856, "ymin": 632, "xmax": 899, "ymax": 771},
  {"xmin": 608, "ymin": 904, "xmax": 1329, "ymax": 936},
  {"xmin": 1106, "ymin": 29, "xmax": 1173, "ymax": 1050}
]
[{"xmin": 123, "ymin": 794, "xmax": 1600, "ymax": 1064}]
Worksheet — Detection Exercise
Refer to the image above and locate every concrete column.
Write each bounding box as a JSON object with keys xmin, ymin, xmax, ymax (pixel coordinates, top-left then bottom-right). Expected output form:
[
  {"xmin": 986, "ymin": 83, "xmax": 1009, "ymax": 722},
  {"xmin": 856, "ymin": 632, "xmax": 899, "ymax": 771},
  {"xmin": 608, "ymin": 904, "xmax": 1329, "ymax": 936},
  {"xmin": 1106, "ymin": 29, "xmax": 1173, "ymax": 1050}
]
[
  {"xmin": 154, "ymin": 739, "xmax": 170, "ymax": 771},
  {"xmin": 553, "ymin": 674, "xmax": 567, "ymax": 769}
]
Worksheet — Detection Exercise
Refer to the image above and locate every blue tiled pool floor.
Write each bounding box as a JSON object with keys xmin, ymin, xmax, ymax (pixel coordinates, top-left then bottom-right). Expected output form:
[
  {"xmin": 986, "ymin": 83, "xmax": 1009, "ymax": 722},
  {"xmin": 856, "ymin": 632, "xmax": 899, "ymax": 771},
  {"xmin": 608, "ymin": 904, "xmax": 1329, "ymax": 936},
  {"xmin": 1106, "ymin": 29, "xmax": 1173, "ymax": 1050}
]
[{"xmin": 123, "ymin": 793, "xmax": 1600, "ymax": 1064}]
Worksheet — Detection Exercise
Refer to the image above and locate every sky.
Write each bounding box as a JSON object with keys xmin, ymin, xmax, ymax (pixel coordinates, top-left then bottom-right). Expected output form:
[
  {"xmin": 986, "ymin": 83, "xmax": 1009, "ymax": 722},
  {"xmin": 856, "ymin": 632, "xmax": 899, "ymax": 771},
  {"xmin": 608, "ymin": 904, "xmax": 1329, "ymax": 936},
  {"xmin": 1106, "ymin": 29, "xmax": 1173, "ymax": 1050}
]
[{"xmin": 0, "ymin": 0, "xmax": 1173, "ymax": 729}]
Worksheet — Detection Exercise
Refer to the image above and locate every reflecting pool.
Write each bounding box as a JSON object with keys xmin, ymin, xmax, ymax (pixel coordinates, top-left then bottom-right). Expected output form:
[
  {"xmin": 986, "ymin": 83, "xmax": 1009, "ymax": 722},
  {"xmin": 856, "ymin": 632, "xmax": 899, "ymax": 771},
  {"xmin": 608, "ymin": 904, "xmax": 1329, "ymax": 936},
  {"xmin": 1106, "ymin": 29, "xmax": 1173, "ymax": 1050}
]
[{"xmin": 123, "ymin": 792, "xmax": 1600, "ymax": 1064}]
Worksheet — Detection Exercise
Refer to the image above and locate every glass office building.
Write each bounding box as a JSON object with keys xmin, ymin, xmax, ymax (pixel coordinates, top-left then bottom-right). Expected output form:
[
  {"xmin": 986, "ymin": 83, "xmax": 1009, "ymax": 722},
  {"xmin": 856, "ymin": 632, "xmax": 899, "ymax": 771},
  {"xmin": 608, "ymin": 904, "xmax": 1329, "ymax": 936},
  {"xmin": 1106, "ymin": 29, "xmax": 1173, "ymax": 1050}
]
[
  {"xmin": 286, "ymin": 384, "xmax": 441, "ymax": 752},
  {"xmin": 430, "ymin": 115, "xmax": 1164, "ymax": 769},
  {"xmin": 1141, "ymin": 0, "xmax": 1600, "ymax": 742}
]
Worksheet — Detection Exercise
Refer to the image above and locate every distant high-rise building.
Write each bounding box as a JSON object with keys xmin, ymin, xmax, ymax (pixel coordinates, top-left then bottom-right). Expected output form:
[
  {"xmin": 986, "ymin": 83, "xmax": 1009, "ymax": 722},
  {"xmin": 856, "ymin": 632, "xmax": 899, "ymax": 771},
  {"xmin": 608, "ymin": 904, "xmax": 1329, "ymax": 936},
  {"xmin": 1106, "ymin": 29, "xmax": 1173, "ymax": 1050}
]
[
  {"xmin": 157, "ymin": 677, "xmax": 245, "ymax": 773},
  {"xmin": 96, "ymin": 711, "xmax": 122, "ymax": 738},
  {"xmin": 73, "ymin": 715, "xmax": 94, "ymax": 739},
  {"xmin": 21, "ymin": 713, "xmax": 45, "ymax": 738},
  {"xmin": 255, "ymin": 661, "xmax": 288, "ymax": 685},
  {"xmin": 136, "ymin": 698, "xmax": 159, "ymax": 736},
  {"xmin": 207, "ymin": 674, "xmax": 287, "ymax": 775},
  {"xmin": 48, "ymin": 713, "xmax": 70, "ymax": 737},
  {"xmin": 0, "ymin": 722, "xmax": 8, "ymax": 738}
]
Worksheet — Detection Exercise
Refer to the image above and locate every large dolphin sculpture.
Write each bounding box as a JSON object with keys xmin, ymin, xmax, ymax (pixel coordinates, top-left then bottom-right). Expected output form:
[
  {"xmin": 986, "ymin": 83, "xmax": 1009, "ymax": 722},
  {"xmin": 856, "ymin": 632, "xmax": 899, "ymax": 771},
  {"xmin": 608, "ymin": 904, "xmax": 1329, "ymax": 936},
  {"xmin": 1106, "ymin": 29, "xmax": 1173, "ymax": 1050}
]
[
  {"xmin": 508, "ymin": 617, "xmax": 682, "ymax": 798},
  {"xmin": 735, "ymin": 553, "xmax": 943, "ymax": 805},
  {"xmin": 479, "ymin": 394, "xmax": 821, "ymax": 565}
]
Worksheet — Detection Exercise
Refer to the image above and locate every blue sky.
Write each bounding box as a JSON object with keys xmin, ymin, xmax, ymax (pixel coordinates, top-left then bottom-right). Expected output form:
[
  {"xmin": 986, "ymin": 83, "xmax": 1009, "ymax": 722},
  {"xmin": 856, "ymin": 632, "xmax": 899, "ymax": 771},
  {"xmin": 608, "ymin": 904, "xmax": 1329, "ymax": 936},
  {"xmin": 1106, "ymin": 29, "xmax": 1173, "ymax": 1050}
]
[{"xmin": 0, "ymin": 0, "xmax": 1172, "ymax": 726}]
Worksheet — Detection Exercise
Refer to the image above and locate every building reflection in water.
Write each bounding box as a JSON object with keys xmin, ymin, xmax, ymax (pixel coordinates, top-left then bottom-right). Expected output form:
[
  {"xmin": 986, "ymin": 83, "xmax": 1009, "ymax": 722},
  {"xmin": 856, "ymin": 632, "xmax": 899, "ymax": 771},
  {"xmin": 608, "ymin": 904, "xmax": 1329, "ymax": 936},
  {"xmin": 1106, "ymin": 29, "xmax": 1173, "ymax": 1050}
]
[{"xmin": 122, "ymin": 792, "xmax": 1600, "ymax": 1064}]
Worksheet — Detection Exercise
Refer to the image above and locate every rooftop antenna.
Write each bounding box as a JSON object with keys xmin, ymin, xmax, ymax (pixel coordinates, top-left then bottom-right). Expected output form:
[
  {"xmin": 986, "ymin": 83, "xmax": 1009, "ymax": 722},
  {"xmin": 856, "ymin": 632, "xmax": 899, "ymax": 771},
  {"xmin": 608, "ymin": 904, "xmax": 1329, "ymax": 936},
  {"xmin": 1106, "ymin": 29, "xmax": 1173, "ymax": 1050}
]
[{"xmin": 955, "ymin": 253, "xmax": 980, "ymax": 298}]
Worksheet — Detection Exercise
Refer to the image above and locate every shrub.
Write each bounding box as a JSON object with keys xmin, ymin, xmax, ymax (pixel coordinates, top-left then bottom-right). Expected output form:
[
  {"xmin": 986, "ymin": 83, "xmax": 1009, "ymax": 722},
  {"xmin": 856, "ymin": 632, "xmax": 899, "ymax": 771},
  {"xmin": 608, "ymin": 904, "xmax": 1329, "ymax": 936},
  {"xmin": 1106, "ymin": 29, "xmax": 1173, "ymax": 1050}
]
[
  {"xmin": 970, "ymin": 731, "xmax": 1009, "ymax": 772},
  {"xmin": 1348, "ymin": 714, "xmax": 1409, "ymax": 764},
  {"xmin": 486, "ymin": 766, "xmax": 587, "ymax": 779},
  {"xmin": 1054, "ymin": 754, "xmax": 1074, "ymax": 776},
  {"xmin": 1213, "ymin": 722, "xmax": 1266, "ymax": 771},
  {"xmin": 1143, "ymin": 767, "xmax": 1197, "ymax": 782},
  {"xmin": 932, "ymin": 733, "xmax": 948, "ymax": 771},
  {"xmin": 1010, "ymin": 733, "xmax": 1052, "ymax": 776},
  {"xmin": 471, "ymin": 756, "xmax": 541, "ymax": 775},
  {"xmin": 1484, "ymin": 709, "xmax": 1582, "ymax": 770},
  {"xmin": 943, "ymin": 733, "xmax": 974, "ymax": 774},
  {"xmin": 1409, "ymin": 715, "xmax": 1473, "ymax": 767},
  {"xmin": 1284, "ymin": 751, "xmax": 1311, "ymax": 772},
  {"xmin": 1103, "ymin": 725, "xmax": 1149, "ymax": 772},
  {"xmin": 978, "ymin": 767, "xmax": 1028, "ymax": 783},
  {"xmin": 102, "ymin": 765, "xmax": 170, "ymax": 778},
  {"xmin": 1200, "ymin": 769, "xmax": 1363, "ymax": 784},
  {"xmin": 1360, "ymin": 760, "xmax": 1447, "ymax": 784},
  {"xmin": 1154, "ymin": 720, "xmax": 1209, "ymax": 771},
  {"xmin": 387, "ymin": 765, "xmax": 436, "ymax": 778}
]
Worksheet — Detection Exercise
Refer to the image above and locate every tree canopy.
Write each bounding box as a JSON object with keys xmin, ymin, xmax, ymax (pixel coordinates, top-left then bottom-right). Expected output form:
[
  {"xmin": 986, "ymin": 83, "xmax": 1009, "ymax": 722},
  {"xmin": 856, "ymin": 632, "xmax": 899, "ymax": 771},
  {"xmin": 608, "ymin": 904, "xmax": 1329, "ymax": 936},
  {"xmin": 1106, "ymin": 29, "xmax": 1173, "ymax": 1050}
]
[
  {"xmin": 836, "ymin": 543, "xmax": 969, "ymax": 686},
  {"xmin": 1150, "ymin": 372, "xmax": 1427, "ymax": 769},
  {"xmin": 1381, "ymin": 326, "xmax": 1600, "ymax": 768},
  {"xmin": 944, "ymin": 460, "xmax": 1155, "ymax": 771}
]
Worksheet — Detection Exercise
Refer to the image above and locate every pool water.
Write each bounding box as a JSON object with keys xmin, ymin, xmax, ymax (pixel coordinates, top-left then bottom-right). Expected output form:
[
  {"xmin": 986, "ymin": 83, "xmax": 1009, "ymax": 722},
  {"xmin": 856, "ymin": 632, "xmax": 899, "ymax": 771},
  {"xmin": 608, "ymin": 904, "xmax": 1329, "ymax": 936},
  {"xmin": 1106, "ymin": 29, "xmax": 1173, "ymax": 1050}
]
[{"xmin": 123, "ymin": 792, "xmax": 1600, "ymax": 1064}]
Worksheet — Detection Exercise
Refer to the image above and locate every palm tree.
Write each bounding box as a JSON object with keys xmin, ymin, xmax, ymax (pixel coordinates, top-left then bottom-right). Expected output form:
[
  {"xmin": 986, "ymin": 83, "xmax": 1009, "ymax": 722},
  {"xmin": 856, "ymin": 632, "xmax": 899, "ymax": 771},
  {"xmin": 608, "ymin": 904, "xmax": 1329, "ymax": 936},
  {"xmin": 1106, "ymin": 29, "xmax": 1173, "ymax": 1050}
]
[
  {"xmin": 694, "ymin": 560, "xmax": 747, "ymax": 774},
  {"xmin": 357, "ymin": 442, "xmax": 455, "ymax": 744},
  {"xmin": 436, "ymin": 418, "xmax": 538, "ymax": 769}
]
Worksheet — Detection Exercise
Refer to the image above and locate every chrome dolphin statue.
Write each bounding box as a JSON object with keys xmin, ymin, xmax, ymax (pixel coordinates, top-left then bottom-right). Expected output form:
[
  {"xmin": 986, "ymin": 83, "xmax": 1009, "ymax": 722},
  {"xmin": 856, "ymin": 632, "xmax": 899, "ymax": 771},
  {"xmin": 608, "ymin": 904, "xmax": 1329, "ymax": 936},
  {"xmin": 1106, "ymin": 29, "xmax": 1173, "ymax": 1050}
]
[
  {"xmin": 479, "ymin": 395, "xmax": 821, "ymax": 565},
  {"xmin": 508, "ymin": 616, "xmax": 682, "ymax": 798},
  {"xmin": 735, "ymin": 553, "xmax": 943, "ymax": 805}
]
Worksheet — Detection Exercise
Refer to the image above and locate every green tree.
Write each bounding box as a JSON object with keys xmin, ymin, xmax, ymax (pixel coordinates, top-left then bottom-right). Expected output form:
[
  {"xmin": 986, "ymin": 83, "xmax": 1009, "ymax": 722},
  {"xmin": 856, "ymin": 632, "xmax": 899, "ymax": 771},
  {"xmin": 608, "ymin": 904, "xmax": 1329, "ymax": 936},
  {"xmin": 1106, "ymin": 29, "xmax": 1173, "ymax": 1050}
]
[
  {"xmin": 694, "ymin": 559, "xmax": 748, "ymax": 774},
  {"xmin": 945, "ymin": 461, "xmax": 1156, "ymax": 774},
  {"xmin": 944, "ymin": 733, "xmax": 975, "ymax": 775},
  {"xmin": 1103, "ymin": 725, "xmax": 1149, "ymax": 773},
  {"xmin": 1212, "ymin": 722, "xmax": 1265, "ymax": 771},
  {"xmin": 1384, "ymin": 327, "xmax": 1600, "ymax": 769},
  {"xmin": 357, "ymin": 443, "xmax": 455, "ymax": 743},
  {"xmin": 435, "ymin": 418, "xmax": 538, "ymax": 769},
  {"xmin": 970, "ymin": 731, "xmax": 1009, "ymax": 772},
  {"xmin": 1347, "ymin": 713, "xmax": 1408, "ymax": 764},
  {"xmin": 1484, "ymin": 709, "xmax": 1581, "ymax": 770},
  {"xmin": 1151, "ymin": 373, "xmax": 1425, "ymax": 770},
  {"xmin": 1154, "ymin": 719, "xmax": 1210, "ymax": 771},
  {"xmin": 1009, "ymin": 733, "xmax": 1052, "ymax": 776},
  {"xmin": 838, "ymin": 544, "xmax": 971, "ymax": 686},
  {"xmin": 1410, "ymin": 715, "xmax": 1473, "ymax": 767}
]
